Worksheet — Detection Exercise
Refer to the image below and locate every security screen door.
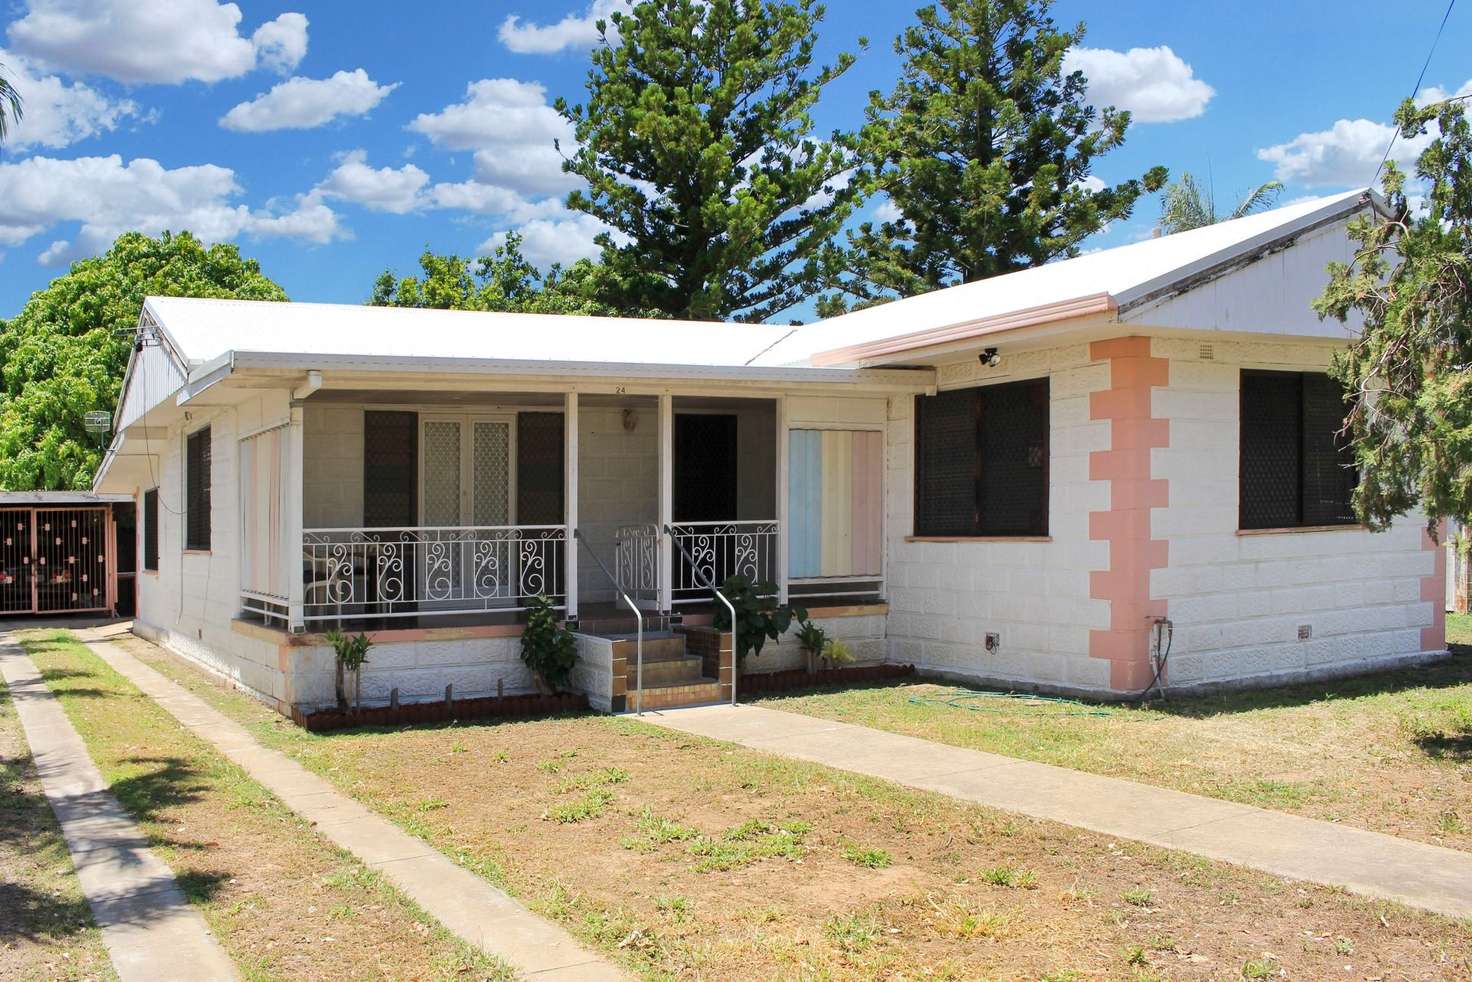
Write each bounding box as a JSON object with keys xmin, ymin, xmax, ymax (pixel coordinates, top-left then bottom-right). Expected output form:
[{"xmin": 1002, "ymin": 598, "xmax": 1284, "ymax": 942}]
[{"xmin": 419, "ymin": 415, "xmax": 514, "ymax": 607}]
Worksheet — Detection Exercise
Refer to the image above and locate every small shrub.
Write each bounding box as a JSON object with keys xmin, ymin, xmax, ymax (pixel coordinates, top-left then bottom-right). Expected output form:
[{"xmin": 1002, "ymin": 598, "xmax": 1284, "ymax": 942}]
[
  {"xmin": 520, "ymin": 593, "xmax": 577, "ymax": 692},
  {"xmin": 841, "ymin": 844, "xmax": 891, "ymax": 869},
  {"xmin": 324, "ymin": 629, "xmax": 371, "ymax": 712},
  {"xmin": 795, "ymin": 619, "xmax": 827, "ymax": 657},
  {"xmin": 823, "ymin": 638, "xmax": 855, "ymax": 665},
  {"xmin": 713, "ymin": 575, "xmax": 807, "ymax": 663}
]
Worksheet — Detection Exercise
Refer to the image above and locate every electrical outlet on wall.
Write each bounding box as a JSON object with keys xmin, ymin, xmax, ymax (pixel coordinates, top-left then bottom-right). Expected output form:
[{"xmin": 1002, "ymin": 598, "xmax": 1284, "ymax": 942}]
[{"xmin": 984, "ymin": 633, "xmax": 1000, "ymax": 653}]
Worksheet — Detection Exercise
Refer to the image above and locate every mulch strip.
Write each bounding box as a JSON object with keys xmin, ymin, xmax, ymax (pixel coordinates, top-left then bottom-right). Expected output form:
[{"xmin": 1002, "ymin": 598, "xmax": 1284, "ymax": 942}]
[
  {"xmin": 293, "ymin": 690, "xmax": 587, "ymax": 732},
  {"xmin": 740, "ymin": 662, "xmax": 914, "ymax": 694}
]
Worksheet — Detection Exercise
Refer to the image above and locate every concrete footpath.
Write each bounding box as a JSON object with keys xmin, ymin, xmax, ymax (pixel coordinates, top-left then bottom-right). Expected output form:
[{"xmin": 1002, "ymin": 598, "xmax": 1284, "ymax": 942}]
[
  {"xmin": 646, "ymin": 703, "xmax": 1472, "ymax": 921},
  {"xmin": 73, "ymin": 627, "xmax": 625, "ymax": 982},
  {"xmin": 0, "ymin": 635, "xmax": 238, "ymax": 982}
]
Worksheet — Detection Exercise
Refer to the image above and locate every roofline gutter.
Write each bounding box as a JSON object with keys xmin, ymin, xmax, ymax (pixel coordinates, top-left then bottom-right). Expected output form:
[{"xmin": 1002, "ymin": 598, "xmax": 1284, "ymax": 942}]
[
  {"xmin": 222, "ymin": 350, "xmax": 936, "ymax": 390},
  {"xmin": 809, "ymin": 293, "xmax": 1118, "ymax": 367}
]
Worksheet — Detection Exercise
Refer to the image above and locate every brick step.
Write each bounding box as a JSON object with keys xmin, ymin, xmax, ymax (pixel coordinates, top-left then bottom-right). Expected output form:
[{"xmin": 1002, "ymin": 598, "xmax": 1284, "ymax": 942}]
[
  {"xmin": 610, "ymin": 635, "xmax": 688, "ymax": 663},
  {"xmin": 630, "ymin": 678, "xmax": 723, "ymax": 711},
  {"xmin": 627, "ymin": 655, "xmax": 706, "ymax": 686}
]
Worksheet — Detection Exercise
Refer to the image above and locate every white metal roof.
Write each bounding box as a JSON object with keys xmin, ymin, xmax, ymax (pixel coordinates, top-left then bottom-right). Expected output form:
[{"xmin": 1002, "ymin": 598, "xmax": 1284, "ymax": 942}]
[
  {"xmin": 144, "ymin": 296, "xmax": 793, "ymax": 369},
  {"xmin": 752, "ymin": 189, "xmax": 1373, "ymax": 366}
]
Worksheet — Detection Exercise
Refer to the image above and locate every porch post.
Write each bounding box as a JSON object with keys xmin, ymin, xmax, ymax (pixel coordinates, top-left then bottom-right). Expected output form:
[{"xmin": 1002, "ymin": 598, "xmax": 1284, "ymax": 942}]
[
  {"xmin": 658, "ymin": 392, "xmax": 674, "ymax": 613},
  {"xmin": 775, "ymin": 396, "xmax": 789, "ymax": 605},
  {"xmin": 564, "ymin": 390, "xmax": 579, "ymax": 623},
  {"xmin": 285, "ymin": 403, "xmax": 306, "ymax": 632}
]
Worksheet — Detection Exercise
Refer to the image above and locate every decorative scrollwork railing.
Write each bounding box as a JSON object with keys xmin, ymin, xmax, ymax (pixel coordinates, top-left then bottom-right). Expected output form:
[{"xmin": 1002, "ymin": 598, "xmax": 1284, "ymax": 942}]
[
  {"xmin": 301, "ymin": 525, "xmax": 566, "ymax": 623},
  {"xmin": 667, "ymin": 520, "xmax": 778, "ymax": 605},
  {"xmin": 613, "ymin": 523, "xmax": 661, "ymax": 611}
]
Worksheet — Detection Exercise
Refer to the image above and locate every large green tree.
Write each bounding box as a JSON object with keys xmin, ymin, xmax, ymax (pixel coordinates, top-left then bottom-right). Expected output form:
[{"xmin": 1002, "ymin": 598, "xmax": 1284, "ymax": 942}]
[
  {"xmin": 0, "ymin": 231, "xmax": 286, "ymax": 490},
  {"xmin": 1158, "ymin": 172, "xmax": 1283, "ymax": 235},
  {"xmin": 369, "ymin": 234, "xmax": 626, "ymax": 315},
  {"xmin": 0, "ymin": 60, "xmax": 20, "ymax": 141},
  {"xmin": 1315, "ymin": 96, "xmax": 1471, "ymax": 532},
  {"xmin": 557, "ymin": 0, "xmax": 863, "ymax": 322},
  {"xmin": 818, "ymin": 0, "xmax": 1166, "ymax": 314}
]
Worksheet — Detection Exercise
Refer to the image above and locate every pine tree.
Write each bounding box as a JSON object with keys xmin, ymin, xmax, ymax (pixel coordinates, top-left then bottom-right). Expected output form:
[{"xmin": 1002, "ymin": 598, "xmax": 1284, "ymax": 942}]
[
  {"xmin": 557, "ymin": 0, "xmax": 863, "ymax": 322},
  {"xmin": 819, "ymin": 0, "xmax": 1166, "ymax": 314}
]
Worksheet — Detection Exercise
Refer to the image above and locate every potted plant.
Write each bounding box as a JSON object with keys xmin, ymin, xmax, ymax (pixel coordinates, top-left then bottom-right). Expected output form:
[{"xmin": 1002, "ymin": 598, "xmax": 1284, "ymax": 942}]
[
  {"xmin": 521, "ymin": 593, "xmax": 577, "ymax": 694},
  {"xmin": 325, "ymin": 629, "xmax": 371, "ymax": 714}
]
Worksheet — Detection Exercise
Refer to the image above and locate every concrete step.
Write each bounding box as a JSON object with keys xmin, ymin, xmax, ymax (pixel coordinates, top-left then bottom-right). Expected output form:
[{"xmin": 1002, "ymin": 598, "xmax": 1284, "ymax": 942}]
[
  {"xmin": 629, "ymin": 655, "xmax": 706, "ymax": 686},
  {"xmin": 630, "ymin": 678, "xmax": 723, "ymax": 711}
]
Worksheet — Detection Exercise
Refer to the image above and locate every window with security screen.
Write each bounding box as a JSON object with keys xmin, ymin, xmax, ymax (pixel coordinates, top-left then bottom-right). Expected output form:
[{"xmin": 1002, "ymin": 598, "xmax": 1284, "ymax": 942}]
[
  {"xmin": 185, "ymin": 426, "xmax": 212, "ymax": 550},
  {"xmin": 1239, "ymin": 370, "xmax": 1358, "ymax": 530},
  {"xmin": 914, "ymin": 378, "xmax": 1049, "ymax": 537}
]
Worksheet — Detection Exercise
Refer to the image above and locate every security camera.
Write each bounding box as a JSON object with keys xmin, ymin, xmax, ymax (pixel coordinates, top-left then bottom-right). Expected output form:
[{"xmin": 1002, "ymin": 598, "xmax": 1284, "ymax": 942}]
[{"xmin": 979, "ymin": 347, "xmax": 1001, "ymax": 368}]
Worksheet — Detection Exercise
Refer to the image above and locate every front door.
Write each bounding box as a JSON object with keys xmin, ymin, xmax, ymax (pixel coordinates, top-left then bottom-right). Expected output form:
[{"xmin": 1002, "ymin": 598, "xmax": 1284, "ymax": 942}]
[
  {"xmin": 419, "ymin": 415, "xmax": 514, "ymax": 606},
  {"xmin": 674, "ymin": 413, "xmax": 738, "ymax": 522}
]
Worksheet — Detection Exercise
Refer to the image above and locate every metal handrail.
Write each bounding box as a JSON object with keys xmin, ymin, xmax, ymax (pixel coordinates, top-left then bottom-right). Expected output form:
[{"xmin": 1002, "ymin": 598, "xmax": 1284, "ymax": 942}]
[
  {"xmin": 665, "ymin": 524, "xmax": 738, "ymax": 708},
  {"xmin": 574, "ymin": 528, "xmax": 645, "ymax": 716}
]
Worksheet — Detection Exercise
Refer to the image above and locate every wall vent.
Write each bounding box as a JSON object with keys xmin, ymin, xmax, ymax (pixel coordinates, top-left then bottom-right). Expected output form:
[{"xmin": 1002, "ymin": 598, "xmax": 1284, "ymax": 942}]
[
  {"xmin": 1297, "ymin": 624, "xmax": 1312, "ymax": 641},
  {"xmin": 1199, "ymin": 343, "xmax": 1215, "ymax": 361}
]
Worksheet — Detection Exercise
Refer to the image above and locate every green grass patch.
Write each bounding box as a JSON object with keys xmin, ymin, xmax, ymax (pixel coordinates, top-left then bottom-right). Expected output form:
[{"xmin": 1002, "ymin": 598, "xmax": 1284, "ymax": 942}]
[
  {"xmin": 544, "ymin": 788, "xmax": 615, "ymax": 823},
  {"xmin": 979, "ymin": 865, "xmax": 1038, "ymax": 889},
  {"xmin": 840, "ymin": 844, "xmax": 892, "ymax": 869},
  {"xmin": 687, "ymin": 819, "xmax": 810, "ymax": 872}
]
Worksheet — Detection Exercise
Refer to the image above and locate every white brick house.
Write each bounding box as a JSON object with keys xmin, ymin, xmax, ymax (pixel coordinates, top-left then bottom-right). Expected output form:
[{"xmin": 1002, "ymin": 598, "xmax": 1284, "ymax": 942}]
[{"xmin": 93, "ymin": 190, "xmax": 1448, "ymax": 716}]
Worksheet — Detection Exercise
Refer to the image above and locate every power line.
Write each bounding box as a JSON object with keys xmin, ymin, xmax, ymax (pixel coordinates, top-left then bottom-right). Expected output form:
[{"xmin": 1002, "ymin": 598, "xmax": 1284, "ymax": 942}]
[{"xmin": 1372, "ymin": 0, "xmax": 1458, "ymax": 186}]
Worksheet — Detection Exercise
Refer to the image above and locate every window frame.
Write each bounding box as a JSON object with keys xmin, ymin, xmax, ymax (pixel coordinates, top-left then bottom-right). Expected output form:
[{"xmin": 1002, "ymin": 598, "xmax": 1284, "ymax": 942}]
[
  {"xmin": 913, "ymin": 376, "xmax": 1051, "ymax": 539},
  {"xmin": 1238, "ymin": 369, "xmax": 1359, "ymax": 532},
  {"xmin": 142, "ymin": 488, "xmax": 159, "ymax": 572},
  {"xmin": 185, "ymin": 425, "xmax": 212, "ymax": 552}
]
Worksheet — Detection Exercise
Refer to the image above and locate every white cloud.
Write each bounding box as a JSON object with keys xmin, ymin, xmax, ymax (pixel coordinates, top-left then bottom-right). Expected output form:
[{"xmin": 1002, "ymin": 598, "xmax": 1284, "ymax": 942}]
[
  {"xmin": 314, "ymin": 150, "xmax": 429, "ymax": 214},
  {"xmin": 873, "ymin": 199, "xmax": 903, "ymax": 224},
  {"xmin": 1063, "ymin": 46, "xmax": 1214, "ymax": 123},
  {"xmin": 481, "ymin": 210, "xmax": 611, "ymax": 267},
  {"xmin": 498, "ymin": 0, "xmax": 629, "ymax": 55},
  {"xmin": 471, "ymin": 147, "xmax": 579, "ymax": 196},
  {"xmin": 1256, "ymin": 118, "xmax": 1431, "ymax": 187},
  {"xmin": 1074, "ymin": 175, "xmax": 1107, "ymax": 194},
  {"xmin": 408, "ymin": 78, "xmax": 572, "ymax": 151},
  {"xmin": 220, "ymin": 69, "xmax": 397, "ymax": 132},
  {"xmin": 0, "ymin": 154, "xmax": 343, "ymax": 265},
  {"xmin": 7, "ymin": 1, "xmax": 307, "ymax": 84},
  {"xmin": 251, "ymin": 12, "xmax": 309, "ymax": 75},
  {"xmin": 1417, "ymin": 78, "xmax": 1472, "ymax": 105},
  {"xmin": 0, "ymin": 50, "xmax": 140, "ymax": 149}
]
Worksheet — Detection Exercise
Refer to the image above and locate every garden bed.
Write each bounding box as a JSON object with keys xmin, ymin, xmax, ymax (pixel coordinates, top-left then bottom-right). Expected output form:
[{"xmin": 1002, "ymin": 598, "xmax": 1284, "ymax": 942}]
[
  {"xmin": 292, "ymin": 690, "xmax": 587, "ymax": 732},
  {"xmin": 739, "ymin": 662, "xmax": 913, "ymax": 694}
]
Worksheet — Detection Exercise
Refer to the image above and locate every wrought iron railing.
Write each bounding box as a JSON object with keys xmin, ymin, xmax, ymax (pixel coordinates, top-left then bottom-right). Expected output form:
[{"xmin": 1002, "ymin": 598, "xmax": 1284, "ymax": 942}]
[
  {"xmin": 667, "ymin": 520, "xmax": 778, "ymax": 605},
  {"xmin": 300, "ymin": 525, "xmax": 566, "ymax": 623},
  {"xmin": 613, "ymin": 523, "xmax": 661, "ymax": 611}
]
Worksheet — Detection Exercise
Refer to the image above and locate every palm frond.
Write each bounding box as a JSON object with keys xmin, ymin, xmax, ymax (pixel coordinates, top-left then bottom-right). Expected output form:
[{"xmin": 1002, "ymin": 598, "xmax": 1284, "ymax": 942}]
[
  {"xmin": 0, "ymin": 64, "xmax": 22, "ymax": 142},
  {"xmin": 1159, "ymin": 172, "xmax": 1214, "ymax": 234},
  {"xmin": 1228, "ymin": 180, "xmax": 1284, "ymax": 220}
]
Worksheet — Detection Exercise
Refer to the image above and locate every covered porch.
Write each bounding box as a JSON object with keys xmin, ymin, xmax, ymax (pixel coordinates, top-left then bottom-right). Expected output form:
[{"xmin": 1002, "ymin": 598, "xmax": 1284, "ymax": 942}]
[{"xmin": 239, "ymin": 384, "xmax": 884, "ymax": 635}]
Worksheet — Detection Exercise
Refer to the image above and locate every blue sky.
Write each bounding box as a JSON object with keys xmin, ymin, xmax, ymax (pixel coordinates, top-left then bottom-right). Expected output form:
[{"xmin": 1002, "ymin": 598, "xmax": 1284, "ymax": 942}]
[{"xmin": 0, "ymin": 0, "xmax": 1466, "ymax": 320}]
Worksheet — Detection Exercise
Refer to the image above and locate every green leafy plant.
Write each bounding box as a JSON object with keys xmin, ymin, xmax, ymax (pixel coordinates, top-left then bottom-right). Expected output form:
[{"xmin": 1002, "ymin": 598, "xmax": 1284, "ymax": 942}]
[
  {"xmin": 795, "ymin": 619, "xmax": 828, "ymax": 656},
  {"xmin": 841, "ymin": 844, "xmax": 891, "ymax": 869},
  {"xmin": 324, "ymin": 629, "xmax": 371, "ymax": 713},
  {"xmin": 520, "ymin": 593, "xmax": 577, "ymax": 693},
  {"xmin": 713, "ymin": 575, "xmax": 807, "ymax": 664},
  {"xmin": 822, "ymin": 638, "xmax": 855, "ymax": 665}
]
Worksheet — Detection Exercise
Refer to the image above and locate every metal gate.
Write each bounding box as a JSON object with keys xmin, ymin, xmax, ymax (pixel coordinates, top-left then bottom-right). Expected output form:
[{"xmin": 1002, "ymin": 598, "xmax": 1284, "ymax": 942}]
[{"xmin": 0, "ymin": 507, "xmax": 113, "ymax": 616}]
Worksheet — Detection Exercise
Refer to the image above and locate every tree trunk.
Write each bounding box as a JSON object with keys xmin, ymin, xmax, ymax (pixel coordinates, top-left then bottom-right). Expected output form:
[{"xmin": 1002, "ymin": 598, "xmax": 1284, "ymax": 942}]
[
  {"xmin": 335, "ymin": 661, "xmax": 347, "ymax": 710},
  {"xmin": 1455, "ymin": 527, "xmax": 1470, "ymax": 615}
]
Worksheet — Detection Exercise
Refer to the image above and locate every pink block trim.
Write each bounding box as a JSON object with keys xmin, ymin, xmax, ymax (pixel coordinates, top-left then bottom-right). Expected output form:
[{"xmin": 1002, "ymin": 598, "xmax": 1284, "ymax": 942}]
[
  {"xmin": 1086, "ymin": 337, "xmax": 1171, "ymax": 691},
  {"xmin": 1421, "ymin": 522, "xmax": 1447, "ymax": 652}
]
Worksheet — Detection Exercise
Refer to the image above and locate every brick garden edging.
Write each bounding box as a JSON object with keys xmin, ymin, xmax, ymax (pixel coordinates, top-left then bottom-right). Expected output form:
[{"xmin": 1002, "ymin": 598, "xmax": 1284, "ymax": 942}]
[
  {"xmin": 292, "ymin": 690, "xmax": 587, "ymax": 732},
  {"xmin": 740, "ymin": 662, "xmax": 914, "ymax": 695}
]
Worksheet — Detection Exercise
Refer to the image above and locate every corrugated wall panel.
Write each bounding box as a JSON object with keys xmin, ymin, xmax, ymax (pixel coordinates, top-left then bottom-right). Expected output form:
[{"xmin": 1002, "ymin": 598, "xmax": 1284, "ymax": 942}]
[{"xmin": 788, "ymin": 430, "xmax": 822, "ymax": 577}]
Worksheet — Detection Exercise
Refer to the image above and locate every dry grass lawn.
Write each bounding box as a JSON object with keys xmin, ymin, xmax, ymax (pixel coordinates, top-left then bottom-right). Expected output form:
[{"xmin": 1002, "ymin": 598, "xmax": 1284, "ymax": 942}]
[
  {"xmin": 0, "ymin": 673, "xmax": 114, "ymax": 982},
  {"xmin": 760, "ymin": 652, "xmax": 1472, "ymax": 854},
  {"xmin": 19, "ymin": 630, "xmax": 514, "ymax": 982},
  {"xmin": 113, "ymin": 631, "xmax": 1472, "ymax": 981}
]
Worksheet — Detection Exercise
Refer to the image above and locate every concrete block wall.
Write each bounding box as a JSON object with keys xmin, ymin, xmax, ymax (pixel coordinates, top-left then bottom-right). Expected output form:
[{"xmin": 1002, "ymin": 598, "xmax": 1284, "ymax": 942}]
[
  {"xmin": 744, "ymin": 612, "xmax": 888, "ymax": 674},
  {"xmin": 578, "ymin": 405, "xmax": 659, "ymax": 601},
  {"xmin": 570, "ymin": 633, "xmax": 615, "ymax": 713},
  {"xmin": 282, "ymin": 634, "xmax": 532, "ymax": 711},
  {"xmin": 302, "ymin": 404, "xmax": 364, "ymax": 528},
  {"xmin": 883, "ymin": 343, "xmax": 1113, "ymax": 692},
  {"xmin": 1148, "ymin": 337, "xmax": 1442, "ymax": 689}
]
